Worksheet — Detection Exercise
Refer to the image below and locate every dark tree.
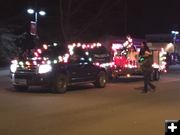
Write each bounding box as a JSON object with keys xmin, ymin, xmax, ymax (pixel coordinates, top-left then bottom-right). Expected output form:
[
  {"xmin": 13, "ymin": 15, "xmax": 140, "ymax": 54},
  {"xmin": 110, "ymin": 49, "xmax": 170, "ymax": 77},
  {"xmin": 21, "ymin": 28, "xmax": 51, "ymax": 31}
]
[{"xmin": 58, "ymin": 0, "xmax": 122, "ymax": 43}]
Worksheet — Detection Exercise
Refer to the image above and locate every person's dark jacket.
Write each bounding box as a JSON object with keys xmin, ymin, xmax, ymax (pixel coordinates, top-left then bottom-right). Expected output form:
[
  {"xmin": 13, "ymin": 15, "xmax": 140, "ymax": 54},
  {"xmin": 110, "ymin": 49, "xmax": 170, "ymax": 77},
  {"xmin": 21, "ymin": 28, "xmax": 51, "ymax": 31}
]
[{"xmin": 140, "ymin": 55, "xmax": 153, "ymax": 72}]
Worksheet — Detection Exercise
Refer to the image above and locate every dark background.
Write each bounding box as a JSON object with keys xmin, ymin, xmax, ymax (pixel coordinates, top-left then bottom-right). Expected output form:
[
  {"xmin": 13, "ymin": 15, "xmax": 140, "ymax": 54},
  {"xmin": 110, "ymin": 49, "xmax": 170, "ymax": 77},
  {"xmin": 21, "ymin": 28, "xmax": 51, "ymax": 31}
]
[{"xmin": 0, "ymin": 0, "xmax": 180, "ymax": 41}]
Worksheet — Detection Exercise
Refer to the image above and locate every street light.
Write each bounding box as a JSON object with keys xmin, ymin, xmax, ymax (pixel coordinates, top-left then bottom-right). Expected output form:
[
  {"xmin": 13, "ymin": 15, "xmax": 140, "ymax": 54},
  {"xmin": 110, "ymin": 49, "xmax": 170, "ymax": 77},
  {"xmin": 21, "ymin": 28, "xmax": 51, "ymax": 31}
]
[
  {"xmin": 171, "ymin": 30, "xmax": 179, "ymax": 53},
  {"xmin": 27, "ymin": 8, "xmax": 46, "ymax": 37}
]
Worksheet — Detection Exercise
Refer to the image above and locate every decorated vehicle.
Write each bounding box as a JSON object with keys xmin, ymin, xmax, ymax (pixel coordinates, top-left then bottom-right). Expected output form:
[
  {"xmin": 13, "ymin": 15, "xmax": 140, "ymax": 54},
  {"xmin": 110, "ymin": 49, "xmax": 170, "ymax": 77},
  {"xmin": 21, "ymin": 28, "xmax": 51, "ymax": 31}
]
[
  {"xmin": 10, "ymin": 43, "xmax": 107, "ymax": 93},
  {"xmin": 68, "ymin": 43, "xmax": 113, "ymax": 71},
  {"xmin": 109, "ymin": 36, "xmax": 167, "ymax": 80}
]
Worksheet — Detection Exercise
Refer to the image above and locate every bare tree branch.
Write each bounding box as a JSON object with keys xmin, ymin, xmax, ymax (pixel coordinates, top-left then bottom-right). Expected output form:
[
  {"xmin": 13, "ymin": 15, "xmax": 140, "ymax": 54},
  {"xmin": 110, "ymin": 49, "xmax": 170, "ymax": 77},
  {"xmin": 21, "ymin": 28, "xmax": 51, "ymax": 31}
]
[
  {"xmin": 71, "ymin": 0, "xmax": 89, "ymax": 16},
  {"xmin": 76, "ymin": 0, "xmax": 121, "ymax": 37},
  {"xmin": 59, "ymin": 0, "xmax": 121, "ymax": 42},
  {"xmin": 65, "ymin": 0, "xmax": 72, "ymax": 38},
  {"xmin": 59, "ymin": 0, "xmax": 67, "ymax": 43}
]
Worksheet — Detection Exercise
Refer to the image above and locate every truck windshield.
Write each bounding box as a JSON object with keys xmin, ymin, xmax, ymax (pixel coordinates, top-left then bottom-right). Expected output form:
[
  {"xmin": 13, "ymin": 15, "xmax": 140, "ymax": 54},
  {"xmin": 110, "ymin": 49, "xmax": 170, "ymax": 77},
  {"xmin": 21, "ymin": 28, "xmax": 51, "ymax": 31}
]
[
  {"xmin": 89, "ymin": 46, "xmax": 108, "ymax": 54},
  {"xmin": 88, "ymin": 46, "xmax": 110, "ymax": 63},
  {"xmin": 41, "ymin": 45, "xmax": 67, "ymax": 58}
]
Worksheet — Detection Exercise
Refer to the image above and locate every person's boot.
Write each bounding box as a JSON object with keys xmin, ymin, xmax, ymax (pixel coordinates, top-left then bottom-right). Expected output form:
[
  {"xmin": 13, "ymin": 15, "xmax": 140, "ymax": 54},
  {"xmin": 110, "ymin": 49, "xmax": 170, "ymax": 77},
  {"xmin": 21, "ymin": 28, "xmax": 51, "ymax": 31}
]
[
  {"xmin": 150, "ymin": 84, "xmax": 156, "ymax": 92},
  {"xmin": 141, "ymin": 88, "xmax": 148, "ymax": 93}
]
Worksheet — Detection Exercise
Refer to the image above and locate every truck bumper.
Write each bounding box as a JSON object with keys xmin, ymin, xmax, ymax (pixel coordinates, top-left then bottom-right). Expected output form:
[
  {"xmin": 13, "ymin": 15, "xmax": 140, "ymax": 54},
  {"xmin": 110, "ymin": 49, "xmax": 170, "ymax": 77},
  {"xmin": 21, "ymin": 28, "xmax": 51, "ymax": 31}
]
[{"xmin": 11, "ymin": 72, "xmax": 53, "ymax": 86}]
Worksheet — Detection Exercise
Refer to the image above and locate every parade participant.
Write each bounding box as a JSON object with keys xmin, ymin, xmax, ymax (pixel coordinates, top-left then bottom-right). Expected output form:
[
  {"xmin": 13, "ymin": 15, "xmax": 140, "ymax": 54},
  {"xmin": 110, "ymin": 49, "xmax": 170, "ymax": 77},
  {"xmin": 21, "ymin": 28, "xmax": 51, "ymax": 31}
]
[{"xmin": 139, "ymin": 41, "xmax": 156, "ymax": 93}]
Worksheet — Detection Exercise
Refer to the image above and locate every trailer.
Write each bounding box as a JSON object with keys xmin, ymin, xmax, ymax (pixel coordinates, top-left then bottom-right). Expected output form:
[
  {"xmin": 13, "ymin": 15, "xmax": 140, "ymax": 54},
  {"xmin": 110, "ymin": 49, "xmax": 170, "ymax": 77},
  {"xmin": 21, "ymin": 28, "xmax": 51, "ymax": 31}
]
[{"xmin": 108, "ymin": 36, "xmax": 167, "ymax": 80}]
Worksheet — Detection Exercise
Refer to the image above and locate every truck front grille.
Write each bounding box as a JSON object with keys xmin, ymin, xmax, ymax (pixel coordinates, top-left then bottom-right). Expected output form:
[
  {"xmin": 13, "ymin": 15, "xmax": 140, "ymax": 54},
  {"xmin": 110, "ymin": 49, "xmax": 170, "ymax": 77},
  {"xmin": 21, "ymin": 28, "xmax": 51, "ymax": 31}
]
[{"xmin": 16, "ymin": 66, "xmax": 37, "ymax": 74}]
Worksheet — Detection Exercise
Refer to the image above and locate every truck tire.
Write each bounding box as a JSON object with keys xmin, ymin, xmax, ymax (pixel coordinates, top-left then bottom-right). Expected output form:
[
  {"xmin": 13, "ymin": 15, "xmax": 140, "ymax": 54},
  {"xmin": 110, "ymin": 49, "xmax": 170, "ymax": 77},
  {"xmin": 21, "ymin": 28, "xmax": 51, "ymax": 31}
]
[
  {"xmin": 52, "ymin": 74, "xmax": 68, "ymax": 93},
  {"xmin": 150, "ymin": 71, "xmax": 155, "ymax": 81},
  {"xmin": 154, "ymin": 70, "xmax": 160, "ymax": 81},
  {"xmin": 94, "ymin": 71, "xmax": 106, "ymax": 88},
  {"xmin": 14, "ymin": 85, "xmax": 28, "ymax": 91},
  {"xmin": 108, "ymin": 70, "xmax": 118, "ymax": 80}
]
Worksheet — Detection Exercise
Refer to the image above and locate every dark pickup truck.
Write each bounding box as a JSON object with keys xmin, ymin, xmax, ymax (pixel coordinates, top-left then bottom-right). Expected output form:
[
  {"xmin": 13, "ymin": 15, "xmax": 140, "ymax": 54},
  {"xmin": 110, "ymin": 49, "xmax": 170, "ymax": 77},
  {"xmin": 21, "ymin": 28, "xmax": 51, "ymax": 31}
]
[{"xmin": 10, "ymin": 44, "xmax": 107, "ymax": 93}]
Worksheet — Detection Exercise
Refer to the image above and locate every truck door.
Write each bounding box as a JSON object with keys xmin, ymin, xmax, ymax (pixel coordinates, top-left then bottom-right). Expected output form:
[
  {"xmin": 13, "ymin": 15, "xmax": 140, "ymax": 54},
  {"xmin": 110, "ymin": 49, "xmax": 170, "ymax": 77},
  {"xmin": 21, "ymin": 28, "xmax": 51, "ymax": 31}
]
[
  {"xmin": 67, "ymin": 54, "xmax": 85, "ymax": 83},
  {"xmin": 79, "ymin": 57, "xmax": 97, "ymax": 81}
]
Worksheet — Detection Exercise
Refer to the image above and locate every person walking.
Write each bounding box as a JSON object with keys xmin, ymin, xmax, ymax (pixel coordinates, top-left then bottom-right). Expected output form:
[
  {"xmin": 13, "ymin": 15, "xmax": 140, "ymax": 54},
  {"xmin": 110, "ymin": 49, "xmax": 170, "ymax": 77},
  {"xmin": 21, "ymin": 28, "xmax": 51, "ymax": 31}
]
[{"xmin": 139, "ymin": 41, "xmax": 156, "ymax": 93}]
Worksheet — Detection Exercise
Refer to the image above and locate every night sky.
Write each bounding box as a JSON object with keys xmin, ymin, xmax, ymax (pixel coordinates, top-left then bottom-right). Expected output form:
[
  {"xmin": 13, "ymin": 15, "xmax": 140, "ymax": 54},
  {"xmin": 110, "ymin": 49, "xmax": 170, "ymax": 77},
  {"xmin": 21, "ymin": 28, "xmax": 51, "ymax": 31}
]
[{"xmin": 0, "ymin": 0, "xmax": 180, "ymax": 41}]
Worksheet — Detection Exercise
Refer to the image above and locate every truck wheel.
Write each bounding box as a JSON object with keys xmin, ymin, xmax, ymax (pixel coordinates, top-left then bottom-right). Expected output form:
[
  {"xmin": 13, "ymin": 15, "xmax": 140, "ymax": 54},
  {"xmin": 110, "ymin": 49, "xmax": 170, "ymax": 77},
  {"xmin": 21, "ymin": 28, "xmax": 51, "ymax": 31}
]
[
  {"xmin": 14, "ymin": 85, "xmax": 28, "ymax": 91},
  {"xmin": 53, "ymin": 74, "xmax": 68, "ymax": 93},
  {"xmin": 94, "ymin": 71, "xmax": 106, "ymax": 88},
  {"xmin": 108, "ymin": 70, "xmax": 118, "ymax": 81},
  {"xmin": 154, "ymin": 70, "xmax": 160, "ymax": 81},
  {"xmin": 150, "ymin": 71, "xmax": 155, "ymax": 81}
]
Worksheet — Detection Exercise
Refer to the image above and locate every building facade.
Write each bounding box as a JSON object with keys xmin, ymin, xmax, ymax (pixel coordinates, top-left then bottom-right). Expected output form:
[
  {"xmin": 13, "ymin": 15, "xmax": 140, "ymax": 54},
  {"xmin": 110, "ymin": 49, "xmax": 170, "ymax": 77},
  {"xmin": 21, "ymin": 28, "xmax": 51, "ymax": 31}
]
[{"xmin": 146, "ymin": 34, "xmax": 180, "ymax": 53}]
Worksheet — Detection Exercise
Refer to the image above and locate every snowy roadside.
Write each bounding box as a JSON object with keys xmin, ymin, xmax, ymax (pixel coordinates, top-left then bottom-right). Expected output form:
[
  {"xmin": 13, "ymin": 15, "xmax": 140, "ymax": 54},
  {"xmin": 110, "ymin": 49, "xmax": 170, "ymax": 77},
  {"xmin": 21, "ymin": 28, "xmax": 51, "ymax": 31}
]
[
  {"xmin": 0, "ymin": 67, "xmax": 9, "ymax": 76},
  {"xmin": 169, "ymin": 64, "xmax": 180, "ymax": 70}
]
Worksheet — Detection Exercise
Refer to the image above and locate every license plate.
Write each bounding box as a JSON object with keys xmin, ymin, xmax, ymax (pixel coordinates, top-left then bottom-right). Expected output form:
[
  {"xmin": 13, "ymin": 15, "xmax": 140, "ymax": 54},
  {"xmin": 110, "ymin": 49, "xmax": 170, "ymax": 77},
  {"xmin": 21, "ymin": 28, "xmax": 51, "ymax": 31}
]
[{"xmin": 13, "ymin": 79, "xmax": 27, "ymax": 85}]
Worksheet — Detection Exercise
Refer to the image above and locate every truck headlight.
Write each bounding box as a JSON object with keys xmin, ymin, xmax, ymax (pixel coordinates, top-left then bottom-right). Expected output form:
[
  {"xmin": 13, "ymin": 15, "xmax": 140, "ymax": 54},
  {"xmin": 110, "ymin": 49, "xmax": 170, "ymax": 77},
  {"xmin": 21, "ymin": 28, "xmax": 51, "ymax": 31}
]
[
  {"xmin": 38, "ymin": 64, "xmax": 52, "ymax": 74},
  {"xmin": 10, "ymin": 64, "xmax": 17, "ymax": 73}
]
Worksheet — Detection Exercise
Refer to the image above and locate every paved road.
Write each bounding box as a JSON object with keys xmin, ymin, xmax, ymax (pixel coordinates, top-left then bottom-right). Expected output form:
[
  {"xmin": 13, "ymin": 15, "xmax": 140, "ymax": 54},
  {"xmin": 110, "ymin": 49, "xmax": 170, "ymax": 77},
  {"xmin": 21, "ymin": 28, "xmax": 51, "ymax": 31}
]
[
  {"xmin": 0, "ymin": 68, "xmax": 9, "ymax": 76},
  {"xmin": 0, "ymin": 71, "xmax": 180, "ymax": 135}
]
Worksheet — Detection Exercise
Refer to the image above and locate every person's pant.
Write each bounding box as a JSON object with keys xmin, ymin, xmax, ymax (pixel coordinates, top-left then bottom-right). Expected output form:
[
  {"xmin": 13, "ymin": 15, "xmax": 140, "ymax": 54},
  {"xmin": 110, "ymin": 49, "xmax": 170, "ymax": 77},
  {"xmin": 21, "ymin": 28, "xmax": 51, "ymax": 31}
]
[{"xmin": 143, "ymin": 71, "xmax": 155, "ymax": 91}]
